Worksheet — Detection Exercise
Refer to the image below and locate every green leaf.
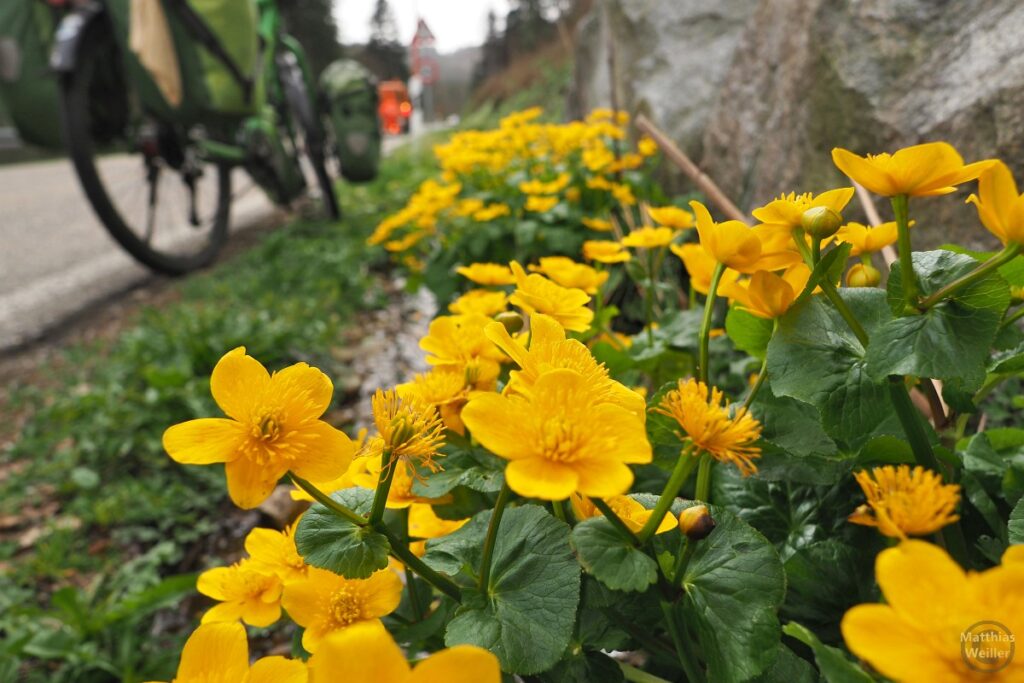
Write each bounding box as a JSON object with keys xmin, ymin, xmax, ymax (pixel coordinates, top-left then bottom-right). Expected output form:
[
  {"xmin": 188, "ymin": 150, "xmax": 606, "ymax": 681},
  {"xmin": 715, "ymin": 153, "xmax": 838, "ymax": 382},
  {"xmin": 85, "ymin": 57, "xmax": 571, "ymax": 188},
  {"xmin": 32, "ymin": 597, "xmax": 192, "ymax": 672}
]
[
  {"xmin": 294, "ymin": 489, "xmax": 390, "ymax": 579},
  {"xmin": 678, "ymin": 506, "xmax": 786, "ymax": 683},
  {"xmin": 868, "ymin": 250, "xmax": 1010, "ymax": 389},
  {"xmin": 752, "ymin": 644, "xmax": 817, "ymax": 683},
  {"xmin": 570, "ymin": 517, "xmax": 658, "ymax": 592},
  {"xmin": 781, "ymin": 541, "xmax": 876, "ymax": 640},
  {"xmin": 430, "ymin": 505, "xmax": 581, "ymax": 674},
  {"xmin": 726, "ymin": 307, "xmax": 774, "ymax": 359},
  {"xmin": 939, "ymin": 243, "xmax": 1024, "ymax": 287},
  {"xmin": 538, "ymin": 650, "xmax": 625, "ymax": 683},
  {"xmin": 768, "ymin": 289, "xmax": 899, "ymax": 451},
  {"xmin": 412, "ymin": 441, "xmax": 505, "ymax": 497},
  {"xmin": 990, "ymin": 341, "xmax": 1024, "ymax": 374},
  {"xmin": 782, "ymin": 622, "xmax": 873, "ymax": 683},
  {"xmin": 1009, "ymin": 498, "xmax": 1024, "ymax": 544}
]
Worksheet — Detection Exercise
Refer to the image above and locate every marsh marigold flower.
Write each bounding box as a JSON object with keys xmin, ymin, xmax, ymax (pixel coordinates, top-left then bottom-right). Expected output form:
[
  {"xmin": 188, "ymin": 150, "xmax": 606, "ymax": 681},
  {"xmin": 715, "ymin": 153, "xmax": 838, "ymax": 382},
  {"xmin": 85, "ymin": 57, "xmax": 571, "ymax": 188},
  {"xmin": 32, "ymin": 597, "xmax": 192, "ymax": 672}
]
[
  {"xmin": 485, "ymin": 313, "xmax": 645, "ymax": 418},
  {"xmin": 528, "ymin": 256, "xmax": 609, "ymax": 294},
  {"xmin": 520, "ymin": 174, "xmax": 570, "ymax": 195},
  {"xmin": 197, "ymin": 559, "xmax": 283, "ymax": 628},
  {"xmin": 730, "ymin": 268, "xmax": 808, "ymax": 319},
  {"xmin": 349, "ymin": 455, "xmax": 437, "ymax": 509},
  {"xmin": 456, "ymin": 262, "xmax": 516, "ymax": 286},
  {"xmin": 848, "ymin": 465, "xmax": 960, "ymax": 539},
  {"xmin": 162, "ymin": 348, "xmax": 356, "ymax": 509},
  {"xmin": 690, "ymin": 200, "xmax": 762, "ymax": 271},
  {"xmin": 307, "ymin": 622, "xmax": 500, "ymax": 683},
  {"xmin": 654, "ymin": 379, "xmax": 762, "ymax": 476},
  {"xmin": 154, "ymin": 622, "xmax": 306, "ymax": 683},
  {"xmin": 245, "ymin": 523, "xmax": 308, "ymax": 585},
  {"xmin": 832, "ymin": 141, "xmax": 995, "ymax": 197},
  {"xmin": 583, "ymin": 240, "xmax": 631, "ymax": 263},
  {"xmin": 751, "ymin": 188, "xmax": 854, "ymax": 232},
  {"xmin": 835, "ymin": 221, "xmax": 901, "ymax": 255},
  {"xmin": 369, "ymin": 388, "xmax": 445, "ymax": 467},
  {"xmin": 408, "ymin": 503, "xmax": 469, "ymax": 556},
  {"xmin": 509, "ymin": 261, "xmax": 594, "ymax": 332},
  {"xmin": 525, "ymin": 195, "xmax": 559, "ymax": 213},
  {"xmin": 419, "ymin": 314, "xmax": 505, "ymax": 388},
  {"xmin": 647, "ymin": 205, "xmax": 695, "ymax": 230},
  {"xmin": 398, "ymin": 367, "xmax": 471, "ymax": 434},
  {"xmin": 570, "ymin": 493, "xmax": 676, "ymax": 534},
  {"xmin": 472, "ymin": 203, "xmax": 511, "ymax": 222},
  {"xmin": 282, "ymin": 567, "xmax": 402, "ymax": 653},
  {"xmin": 447, "ymin": 289, "xmax": 509, "ymax": 317},
  {"xmin": 670, "ymin": 243, "xmax": 740, "ymax": 296},
  {"xmin": 842, "ymin": 541, "xmax": 1024, "ymax": 682},
  {"xmin": 462, "ymin": 368, "xmax": 651, "ymax": 500},
  {"xmin": 581, "ymin": 216, "xmax": 614, "ymax": 232},
  {"xmin": 967, "ymin": 160, "xmax": 1024, "ymax": 245},
  {"xmin": 621, "ymin": 226, "xmax": 674, "ymax": 249}
]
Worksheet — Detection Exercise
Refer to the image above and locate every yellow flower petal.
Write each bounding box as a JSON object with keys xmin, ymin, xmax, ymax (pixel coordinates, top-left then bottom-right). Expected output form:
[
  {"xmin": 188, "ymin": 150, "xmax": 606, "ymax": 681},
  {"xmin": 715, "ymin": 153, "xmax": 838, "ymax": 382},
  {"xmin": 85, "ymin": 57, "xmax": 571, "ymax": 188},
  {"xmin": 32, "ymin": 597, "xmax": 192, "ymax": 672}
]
[
  {"xmin": 505, "ymin": 458, "xmax": 580, "ymax": 500},
  {"xmin": 162, "ymin": 418, "xmax": 243, "ymax": 465},
  {"xmin": 286, "ymin": 421, "xmax": 356, "ymax": 484},
  {"xmin": 408, "ymin": 645, "xmax": 502, "ymax": 683},
  {"xmin": 875, "ymin": 540, "xmax": 968, "ymax": 625},
  {"xmin": 225, "ymin": 456, "xmax": 286, "ymax": 510},
  {"xmin": 309, "ymin": 623, "xmax": 408, "ymax": 683},
  {"xmin": 175, "ymin": 623, "xmax": 250, "ymax": 682},
  {"xmin": 249, "ymin": 657, "xmax": 308, "ymax": 683},
  {"xmin": 841, "ymin": 604, "xmax": 956, "ymax": 683},
  {"xmin": 832, "ymin": 147, "xmax": 898, "ymax": 196},
  {"xmin": 210, "ymin": 346, "xmax": 270, "ymax": 421},
  {"xmin": 269, "ymin": 362, "xmax": 335, "ymax": 422}
]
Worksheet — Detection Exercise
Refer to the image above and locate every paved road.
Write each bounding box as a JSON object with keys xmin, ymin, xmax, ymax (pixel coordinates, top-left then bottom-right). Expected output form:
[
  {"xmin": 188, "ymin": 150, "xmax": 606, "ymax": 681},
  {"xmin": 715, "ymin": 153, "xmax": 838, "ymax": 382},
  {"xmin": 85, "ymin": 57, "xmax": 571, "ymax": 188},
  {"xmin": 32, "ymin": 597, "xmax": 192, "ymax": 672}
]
[{"xmin": 0, "ymin": 157, "xmax": 278, "ymax": 351}]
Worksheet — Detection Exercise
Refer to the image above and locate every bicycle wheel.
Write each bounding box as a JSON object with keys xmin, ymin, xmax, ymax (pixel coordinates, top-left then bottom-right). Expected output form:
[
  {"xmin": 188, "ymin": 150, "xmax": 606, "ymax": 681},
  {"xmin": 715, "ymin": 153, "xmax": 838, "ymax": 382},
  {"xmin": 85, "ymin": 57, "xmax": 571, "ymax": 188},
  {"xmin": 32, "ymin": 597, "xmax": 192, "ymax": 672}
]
[
  {"xmin": 59, "ymin": 15, "xmax": 232, "ymax": 275},
  {"xmin": 278, "ymin": 51, "xmax": 341, "ymax": 220}
]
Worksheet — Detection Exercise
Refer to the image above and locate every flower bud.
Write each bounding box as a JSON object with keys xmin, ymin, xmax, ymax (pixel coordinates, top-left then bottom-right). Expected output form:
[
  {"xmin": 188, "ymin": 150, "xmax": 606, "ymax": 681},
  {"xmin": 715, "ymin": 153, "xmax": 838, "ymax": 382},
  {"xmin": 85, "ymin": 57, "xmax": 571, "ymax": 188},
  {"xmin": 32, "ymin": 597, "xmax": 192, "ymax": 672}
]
[
  {"xmin": 846, "ymin": 263, "xmax": 881, "ymax": 288},
  {"xmin": 1011, "ymin": 285, "xmax": 1024, "ymax": 304},
  {"xmin": 494, "ymin": 311, "xmax": 524, "ymax": 334},
  {"xmin": 801, "ymin": 206, "xmax": 843, "ymax": 239},
  {"xmin": 678, "ymin": 504, "xmax": 715, "ymax": 541}
]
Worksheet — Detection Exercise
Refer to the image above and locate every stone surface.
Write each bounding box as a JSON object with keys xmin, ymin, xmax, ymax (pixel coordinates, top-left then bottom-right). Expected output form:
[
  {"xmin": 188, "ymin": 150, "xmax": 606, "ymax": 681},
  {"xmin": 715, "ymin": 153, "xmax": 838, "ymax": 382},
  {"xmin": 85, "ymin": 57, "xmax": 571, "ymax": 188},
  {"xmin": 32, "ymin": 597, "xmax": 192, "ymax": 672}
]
[{"xmin": 571, "ymin": 0, "xmax": 1024, "ymax": 249}]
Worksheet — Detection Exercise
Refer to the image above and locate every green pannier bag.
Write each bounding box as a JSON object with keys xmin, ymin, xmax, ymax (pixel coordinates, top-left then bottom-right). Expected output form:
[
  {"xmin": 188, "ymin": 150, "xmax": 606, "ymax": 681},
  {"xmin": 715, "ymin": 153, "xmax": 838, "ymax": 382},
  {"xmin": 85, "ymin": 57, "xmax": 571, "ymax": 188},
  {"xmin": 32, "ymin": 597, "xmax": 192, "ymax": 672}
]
[
  {"xmin": 0, "ymin": 1, "xmax": 63, "ymax": 149},
  {"xmin": 186, "ymin": 0, "xmax": 260, "ymax": 115},
  {"xmin": 320, "ymin": 59, "xmax": 381, "ymax": 183}
]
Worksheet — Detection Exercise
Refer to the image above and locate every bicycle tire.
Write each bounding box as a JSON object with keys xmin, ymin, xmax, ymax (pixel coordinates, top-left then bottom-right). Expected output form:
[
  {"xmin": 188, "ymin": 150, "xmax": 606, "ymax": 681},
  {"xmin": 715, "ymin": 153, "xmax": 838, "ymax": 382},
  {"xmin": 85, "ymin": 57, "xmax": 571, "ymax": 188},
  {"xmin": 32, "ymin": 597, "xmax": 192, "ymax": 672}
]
[
  {"xmin": 59, "ymin": 16, "xmax": 232, "ymax": 276},
  {"xmin": 279, "ymin": 56, "xmax": 341, "ymax": 220}
]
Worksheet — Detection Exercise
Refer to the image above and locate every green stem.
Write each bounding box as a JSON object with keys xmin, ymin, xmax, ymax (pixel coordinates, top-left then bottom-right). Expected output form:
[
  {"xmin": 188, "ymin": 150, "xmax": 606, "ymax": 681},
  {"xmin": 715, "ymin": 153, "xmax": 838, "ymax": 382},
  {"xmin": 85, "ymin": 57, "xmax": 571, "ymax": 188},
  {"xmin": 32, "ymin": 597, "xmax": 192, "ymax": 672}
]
[
  {"xmin": 593, "ymin": 497, "xmax": 640, "ymax": 544},
  {"xmin": 368, "ymin": 448, "xmax": 396, "ymax": 525},
  {"xmin": 551, "ymin": 498, "xmax": 568, "ymax": 524},
  {"xmin": 638, "ymin": 446, "xmax": 698, "ymax": 543},
  {"xmin": 660, "ymin": 601, "xmax": 704, "ymax": 683},
  {"xmin": 694, "ymin": 453, "xmax": 713, "ymax": 503},
  {"xmin": 645, "ymin": 248, "xmax": 657, "ymax": 345},
  {"xmin": 811, "ymin": 237, "xmax": 822, "ymax": 265},
  {"xmin": 619, "ymin": 663, "xmax": 673, "ymax": 683},
  {"xmin": 891, "ymin": 194, "xmax": 919, "ymax": 309},
  {"xmin": 402, "ymin": 508, "xmax": 424, "ymax": 620},
  {"xmin": 698, "ymin": 263, "xmax": 726, "ymax": 384},
  {"xmin": 478, "ymin": 482, "xmax": 512, "ymax": 591},
  {"xmin": 1003, "ymin": 305, "xmax": 1024, "ymax": 328},
  {"xmin": 671, "ymin": 538, "xmax": 696, "ymax": 588},
  {"xmin": 742, "ymin": 355, "xmax": 769, "ymax": 410},
  {"xmin": 920, "ymin": 243, "xmax": 1021, "ymax": 309},
  {"xmin": 290, "ymin": 475, "xmax": 367, "ymax": 526},
  {"xmin": 820, "ymin": 279, "xmax": 869, "ymax": 346},
  {"xmin": 887, "ymin": 378, "xmax": 943, "ymax": 474},
  {"xmin": 376, "ymin": 523, "xmax": 462, "ymax": 602}
]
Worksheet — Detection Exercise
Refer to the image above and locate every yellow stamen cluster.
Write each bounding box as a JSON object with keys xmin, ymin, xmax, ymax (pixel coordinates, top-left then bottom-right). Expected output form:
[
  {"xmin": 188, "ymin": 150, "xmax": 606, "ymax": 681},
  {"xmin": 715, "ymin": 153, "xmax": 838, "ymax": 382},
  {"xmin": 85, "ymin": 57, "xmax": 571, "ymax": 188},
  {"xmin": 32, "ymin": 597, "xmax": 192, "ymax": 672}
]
[
  {"xmin": 370, "ymin": 388, "xmax": 445, "ymax": 468},
  {"xmin": 848, "ymin": 465, "xmax": 961, "ymax": 539}
]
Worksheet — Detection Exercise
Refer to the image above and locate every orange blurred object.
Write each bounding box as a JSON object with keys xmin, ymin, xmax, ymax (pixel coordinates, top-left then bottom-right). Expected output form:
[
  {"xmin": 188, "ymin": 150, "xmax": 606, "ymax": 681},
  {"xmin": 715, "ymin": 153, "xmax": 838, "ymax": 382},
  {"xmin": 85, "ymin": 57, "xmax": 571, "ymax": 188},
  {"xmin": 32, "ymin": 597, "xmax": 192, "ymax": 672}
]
[{"xmin": 378, "ymin": 80, "xmax": 412, "ymax": 135}]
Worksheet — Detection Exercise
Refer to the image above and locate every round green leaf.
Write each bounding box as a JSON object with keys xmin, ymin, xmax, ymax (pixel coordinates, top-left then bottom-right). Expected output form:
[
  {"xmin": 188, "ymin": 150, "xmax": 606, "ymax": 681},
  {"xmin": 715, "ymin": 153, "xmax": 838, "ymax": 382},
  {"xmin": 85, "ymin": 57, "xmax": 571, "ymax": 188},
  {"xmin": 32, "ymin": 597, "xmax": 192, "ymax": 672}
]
[
  {"xmin": 570, "ymin": 517, "xmax": 658, "ymax": 592},
  {"xmin": 294, "ymin": 488, "xmax": 390, "ymax": 579}
]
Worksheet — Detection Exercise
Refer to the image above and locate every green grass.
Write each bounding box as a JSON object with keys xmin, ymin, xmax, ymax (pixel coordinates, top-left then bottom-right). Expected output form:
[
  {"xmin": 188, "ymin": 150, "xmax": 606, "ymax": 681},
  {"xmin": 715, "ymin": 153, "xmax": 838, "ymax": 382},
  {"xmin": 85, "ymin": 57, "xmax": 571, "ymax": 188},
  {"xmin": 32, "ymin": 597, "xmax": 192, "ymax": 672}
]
[{"xmin": 0, "ymin": 144, "xmax": 437, "ymax": 682}]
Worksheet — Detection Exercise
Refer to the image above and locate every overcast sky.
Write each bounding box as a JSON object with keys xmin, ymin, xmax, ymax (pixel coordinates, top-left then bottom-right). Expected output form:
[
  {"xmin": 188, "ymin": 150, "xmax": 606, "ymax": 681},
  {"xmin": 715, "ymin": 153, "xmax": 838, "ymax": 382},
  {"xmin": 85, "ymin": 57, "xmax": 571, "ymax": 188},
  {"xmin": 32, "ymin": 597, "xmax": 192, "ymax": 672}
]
[{"xmin": 335, "ymin": 0, "xmax": 512, "ymax": 53}]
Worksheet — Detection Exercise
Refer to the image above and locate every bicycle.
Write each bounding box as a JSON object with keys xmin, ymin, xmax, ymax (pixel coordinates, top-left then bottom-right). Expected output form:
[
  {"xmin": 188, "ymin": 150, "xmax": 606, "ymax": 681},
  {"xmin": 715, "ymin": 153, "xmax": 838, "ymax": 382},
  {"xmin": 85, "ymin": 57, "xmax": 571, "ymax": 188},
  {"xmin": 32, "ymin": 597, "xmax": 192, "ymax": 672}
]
[{"xmin": 49, "ymin": 0, "xmax": 340, "ymax": 275}]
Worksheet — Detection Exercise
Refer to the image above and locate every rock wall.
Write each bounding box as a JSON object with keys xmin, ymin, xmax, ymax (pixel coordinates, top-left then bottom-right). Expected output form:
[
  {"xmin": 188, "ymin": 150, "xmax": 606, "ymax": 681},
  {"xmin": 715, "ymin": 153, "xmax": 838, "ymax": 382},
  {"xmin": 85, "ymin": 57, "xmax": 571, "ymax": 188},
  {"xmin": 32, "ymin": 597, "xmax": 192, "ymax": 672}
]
[{"xmin": 571, "ymin": 0, "xmax": 1024, "ymax": 248}]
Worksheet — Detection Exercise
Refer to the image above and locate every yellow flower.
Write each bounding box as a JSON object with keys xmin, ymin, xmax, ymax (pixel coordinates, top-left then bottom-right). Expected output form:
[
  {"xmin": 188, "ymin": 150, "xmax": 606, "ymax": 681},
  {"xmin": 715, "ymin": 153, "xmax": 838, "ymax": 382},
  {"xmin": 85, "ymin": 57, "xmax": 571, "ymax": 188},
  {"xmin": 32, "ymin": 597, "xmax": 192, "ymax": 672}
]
[
  {"xmin": 245, "ymin": 523, "xmax": 307, "ymax": 584},
  {"xmin": 462, "ymin": 368, "xmax": 651, "ymax": 500},
  {"xmin": 690, "ymin": 200, "xmax": 762, "ymax": 271},
  {"xmin": 528, "ymin": 256, "xmax": 609, "ymax": 294},
  {"xmin": 484, "ymin": 313, "xmax": 646, "ymax": 419},
  {"xmin": 520, "ymin": 173, "xmax": 570, "ymax": 195},
  {"xmin": 841, "ymin": 541, "xmax": 1024, "ymax": 683},
  {"xmin": 398, "ymin": 367, "xmax": 471, "ymax": 434},
  {"xmin": 848, "ymin": 465, "xmax": 960, "ymax": 539},
  {"xmin": 586, "ymin": 175, "xmax": 614, "ymax": 191},
  {"xmin": 611, "ymin": 183, "xmax": 636, "ymax": 205},
  {"xmin": 730, "ymin": 268, "xmax": 805, "ymax": 319},
  {"xmin": 472, "ymin": 203, "xmax": 511, "ymax": 222},
  {"xmin": 582, "ymin": 216, "xmax": 614, "ymax": 232},
  {"xmin": 751, "ymin": 188, "xmax": 854, "ymax": 231},
  {"xmin": 654, "ymin": 379, "xmax": 762, "ymax": 476},
  {"xmin": 637, "ymin": 136, "xmax": 659, "ymax": 157},
  {"xmin": 307, "ymin": 622, "xmax": 500, "ymax": 683},
  {"xmin": 670, "ymin": 243, "xmax": 740, "ymax": 296},
  {"xmin": 620, "ymin": 226, "xmax": 675, "ymax": 249},
  {"xmin": 448, "ymin": 289, "xmax": 509, "ymax": 317},
  {"xmin": 162, "ymin": 347, "xmax": 356, "ymax": 509},
  {"xmin": 509, "ymin": 261, "xmax": 594, "ymax": 332},
  {"xmin": 453, "ymin": 198, "xmax": 485, "ymax": 218},
  {"xmin": 835, "ymin": 221, "xmax": 901, "ymax": 255},
  {"xmin": 525, "ymin": 195, "xmax": 559, "ymax": 213},
  {"xmin": 647, "ymin": 205, "xmax": 695, "ymax": 230},
  {"xmin": 197, "ymin": 559, "xmax": 283, "ymax": 628},
  {"xmin": 967, "ymin": 160, "xmax": 1024, "ymax": 245},
  {"xmin": 832, "ymin": 141, "xmax": 995, "ymax": 197},
  {"xmin": 152, "ymin": 622, "xmax": 306, "ymax": 683},
  {"xmin": 583, "ymin": 240, "xmax": 632, "ymax": 263},
  {"xmin": 570, "ymin": 494, "xmax": 677, "ymax": 534},
  {"xmin": 408, "ymin": 503, "xmax": 469, "ymax": 556},
  {"xmin": 456, "ymin": 262, "xmax": 516, "ymax": 286},
  {"xmin": 282, "ymin": 567, "xmax": 402, "ymax": 653},
  {"xmin": 419, "ymin": 314, "xmax": 505, "ymax": 388},
  {"xmin": 369, "ymin": 388, "xmax": 445, "ymax": 466}
]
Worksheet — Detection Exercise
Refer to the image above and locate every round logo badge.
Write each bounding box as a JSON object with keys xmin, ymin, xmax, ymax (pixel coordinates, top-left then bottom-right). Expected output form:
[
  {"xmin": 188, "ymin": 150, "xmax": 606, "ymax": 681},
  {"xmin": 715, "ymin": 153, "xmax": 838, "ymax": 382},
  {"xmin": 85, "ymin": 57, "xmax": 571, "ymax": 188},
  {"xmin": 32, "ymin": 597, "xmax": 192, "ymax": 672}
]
[{"xmin": 961, "ymin": 621, "xmax": 1015, "ymax": 673}]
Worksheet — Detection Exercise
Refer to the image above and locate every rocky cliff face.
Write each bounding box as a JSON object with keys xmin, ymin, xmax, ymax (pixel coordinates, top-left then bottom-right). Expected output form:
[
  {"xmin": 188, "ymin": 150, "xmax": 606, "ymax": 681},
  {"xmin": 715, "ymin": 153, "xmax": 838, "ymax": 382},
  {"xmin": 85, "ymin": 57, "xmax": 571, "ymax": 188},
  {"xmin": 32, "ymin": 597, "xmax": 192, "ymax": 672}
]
[{"xmin": 571, "ymin": 0, "xmax": 1024, "ymax": 248}]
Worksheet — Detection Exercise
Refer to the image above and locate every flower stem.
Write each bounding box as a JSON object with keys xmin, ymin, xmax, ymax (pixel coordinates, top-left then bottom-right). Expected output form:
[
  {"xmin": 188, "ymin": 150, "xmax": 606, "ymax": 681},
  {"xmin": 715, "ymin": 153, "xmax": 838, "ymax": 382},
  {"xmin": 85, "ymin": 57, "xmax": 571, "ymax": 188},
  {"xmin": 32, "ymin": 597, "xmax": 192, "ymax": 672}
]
[
  {"xmin": 619, "ymin": 663, "xmax": 673, "ymax": 683},
  {"xmin": 671, "ymin": 538, "xmax": 696, "ymax": 588},
  {"xmin": 645, "ymin": 248, "xmax": 657, "ymax": 345},
  {"xmin": 376, "ymin": 522, "xmax": 462, "ymax": 602},
  {"xmin": 820, "ymin": 279, "xmax": 869, "ymax": 346},
  {"xmin": 811, "ymin": 237, "xmax": 822, "ymax": 266},
  {"xmin": 698, "ymin": 263, "xmax": 726, "ymax": 384},
  {"xmin": 290, "ymin": 475, "xmax": 367, "ymax": 526},
  {"xmin": 891, "ymin": 194, "xmax": 919, "ymax": 309},
  {"xmin": 638, "ymin": 446, "xmax": 698, "ymax": 543},
  {"xmin": 1003, "ymin": 305, "xmax": 1024, "ymax": 328},
  {"xmin": 368, "ymin": 448, "xmax": 397, "ymax": 525},
  {"xmin": 478, "ymin": 482, "xmax": 512, "ymax": 592},
  {"xmin": 551, "ymin": 498, "xmax": 568, "ymax": 524},
  {"xmin": 401, "ymin": 508, "xmax": 425, "ymax": 621},
  {"xmin": 694, "ymin": 452, "xmax": 713, "ymax": 502},
  {"xmin": 887, "ymin": 378, "xmax": 943, "ymax": 474},
  {"xmin": 660, "ymin": 601, "xmax": 705, "ymax": 683},
  {"xmin": 593, "ymin": 497, "xmax": 640, "ymax": 544},
  {"xmin": 742, "ymin": 356, "xmax": 769, "ymax": 410},
  {"xmin": 920, "ymin": 243, "xmax": 1021, "ymax": 309}
]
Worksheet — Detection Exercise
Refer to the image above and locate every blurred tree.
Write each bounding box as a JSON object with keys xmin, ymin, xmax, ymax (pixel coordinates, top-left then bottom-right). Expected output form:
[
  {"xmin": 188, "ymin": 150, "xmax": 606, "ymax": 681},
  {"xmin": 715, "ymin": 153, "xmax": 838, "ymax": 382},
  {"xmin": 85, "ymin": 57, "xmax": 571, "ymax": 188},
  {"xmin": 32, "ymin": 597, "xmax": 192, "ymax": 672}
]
[
  {"xmin": 280, "ymin": 0, "xmax": 343, "ymax": 77},
  {"xmin": 362, "ymin": 0, "xmax": 409, "ymax": 81}
]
